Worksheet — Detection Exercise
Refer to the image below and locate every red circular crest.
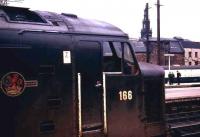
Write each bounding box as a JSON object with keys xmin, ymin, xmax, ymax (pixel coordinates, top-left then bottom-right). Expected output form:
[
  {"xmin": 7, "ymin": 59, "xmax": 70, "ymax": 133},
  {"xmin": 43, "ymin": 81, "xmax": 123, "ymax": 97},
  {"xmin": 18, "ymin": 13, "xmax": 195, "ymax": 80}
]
[{"xmin": 1, "ymin": 72, "xmax": 25, "ymax": 97}]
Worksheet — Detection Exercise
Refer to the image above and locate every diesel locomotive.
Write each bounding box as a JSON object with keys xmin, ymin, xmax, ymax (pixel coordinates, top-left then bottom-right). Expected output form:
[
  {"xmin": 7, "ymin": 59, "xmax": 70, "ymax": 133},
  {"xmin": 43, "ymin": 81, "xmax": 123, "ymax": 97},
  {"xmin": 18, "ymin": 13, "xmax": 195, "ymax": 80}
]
[{"xmin": 0, "ymin": 6, "xmax": 166, "ymax": 137}]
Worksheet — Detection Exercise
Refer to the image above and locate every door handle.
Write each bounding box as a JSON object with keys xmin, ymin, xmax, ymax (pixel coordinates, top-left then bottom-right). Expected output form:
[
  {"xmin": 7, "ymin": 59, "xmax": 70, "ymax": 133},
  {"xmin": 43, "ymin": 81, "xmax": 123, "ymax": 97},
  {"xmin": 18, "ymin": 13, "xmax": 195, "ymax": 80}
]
[{"xmin": 95, "ymin": 81, "xmax": 102, "ymax": 87}]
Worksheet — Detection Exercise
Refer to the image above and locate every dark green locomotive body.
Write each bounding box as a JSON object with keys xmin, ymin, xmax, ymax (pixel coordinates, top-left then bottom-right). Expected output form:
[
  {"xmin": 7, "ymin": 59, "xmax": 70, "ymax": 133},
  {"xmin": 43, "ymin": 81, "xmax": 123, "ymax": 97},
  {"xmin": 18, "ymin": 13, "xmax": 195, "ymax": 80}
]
[{"xmin": 0, "ymin": 6, "xmax": 166, "ymax": 137}]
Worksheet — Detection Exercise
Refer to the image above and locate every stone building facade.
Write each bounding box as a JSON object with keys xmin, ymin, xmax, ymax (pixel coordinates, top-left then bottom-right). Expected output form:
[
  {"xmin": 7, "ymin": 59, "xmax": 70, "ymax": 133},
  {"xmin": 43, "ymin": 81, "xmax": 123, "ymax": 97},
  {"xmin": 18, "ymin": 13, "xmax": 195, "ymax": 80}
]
[{"xmin": 179, "ymin": 40, "xmax": 200, "ymax": 66}]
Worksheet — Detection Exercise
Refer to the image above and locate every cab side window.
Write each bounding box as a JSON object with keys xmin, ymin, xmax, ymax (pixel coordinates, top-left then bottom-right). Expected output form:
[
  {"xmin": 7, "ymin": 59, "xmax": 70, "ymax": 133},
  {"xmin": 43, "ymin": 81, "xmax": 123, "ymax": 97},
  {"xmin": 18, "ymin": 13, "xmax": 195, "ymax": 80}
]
[
  {"xmin": 122, "ymin": 43, "xmax": 136, "ymax": 74},
  {"xmin": 113, "ymin": 42, "xmax": 122, "ymax": 58},
  {"xmin": 103, "ymin": 41, "xmax": 136, "ymax": 74},
  {"xmin": 103, "ymin": 42, "xmax": 139, "ymax": 75},
  {"xmin": 103, "ymin": 42, "xmax": 122, "ymax": 72},
  {"xmin": 103, "ymin": 42, "xmax": 113, "ymax": 57},
  {"xmin": 123, "ymin": 43, "xmax": 134, "ymax": 63}
]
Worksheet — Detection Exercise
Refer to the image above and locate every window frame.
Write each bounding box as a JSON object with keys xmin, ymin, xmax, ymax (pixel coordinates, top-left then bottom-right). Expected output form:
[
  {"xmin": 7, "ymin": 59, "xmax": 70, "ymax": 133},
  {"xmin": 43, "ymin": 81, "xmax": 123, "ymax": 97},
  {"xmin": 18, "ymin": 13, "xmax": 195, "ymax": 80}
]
[
  {"xmin": 189, "ymin": 51, "xmax": 192, "ymax": 57},
  {"xmin": 195, "ymin": 52, "xmax": 198, "ymax": 58},
  {"xmin": 122, "ymin": 42, "xmax": 134, "ymax": 64},
  {"xmin": 102, "ymin": 41, "xmax": 137, "ymax": 74}
]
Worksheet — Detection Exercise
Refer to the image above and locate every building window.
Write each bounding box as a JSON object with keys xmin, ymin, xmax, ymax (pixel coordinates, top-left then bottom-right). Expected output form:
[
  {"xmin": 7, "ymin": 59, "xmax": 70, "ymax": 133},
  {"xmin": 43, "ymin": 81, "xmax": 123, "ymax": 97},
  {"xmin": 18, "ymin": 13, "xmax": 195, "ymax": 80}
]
[
  {"xmin": 195, "ymin": 52, "xmax": 198, "ymax": 58},
  {"xmin": 189, "ymin": 62, "xmax": 192, "ymax": 65},
  {"xmin": 189, "ymin": 52, "xmax": 192, "ymax": 57},
  {"xmin": 195, "ymin": 61, "xmax": 198, "ymax": 65}
]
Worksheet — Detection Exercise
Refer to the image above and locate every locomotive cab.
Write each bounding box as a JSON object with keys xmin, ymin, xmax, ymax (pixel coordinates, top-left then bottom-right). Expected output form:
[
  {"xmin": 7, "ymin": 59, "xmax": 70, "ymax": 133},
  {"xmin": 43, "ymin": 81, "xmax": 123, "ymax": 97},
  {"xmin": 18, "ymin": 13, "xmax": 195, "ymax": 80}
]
[
  {"xmin": 0, "ymin": 6, "xmax": 166, "ymax": 137},
  {"xmin": 75, "ymin": 40, "xmax": 140, "ymax": 136}
]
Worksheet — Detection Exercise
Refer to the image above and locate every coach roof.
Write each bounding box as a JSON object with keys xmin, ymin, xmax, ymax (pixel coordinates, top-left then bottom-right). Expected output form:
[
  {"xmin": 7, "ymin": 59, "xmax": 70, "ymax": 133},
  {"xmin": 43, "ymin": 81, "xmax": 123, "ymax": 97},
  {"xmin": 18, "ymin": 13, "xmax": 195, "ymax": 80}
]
[{"xmin": 0, "ymin": 6, "xmax": 127, "ymax": 36}]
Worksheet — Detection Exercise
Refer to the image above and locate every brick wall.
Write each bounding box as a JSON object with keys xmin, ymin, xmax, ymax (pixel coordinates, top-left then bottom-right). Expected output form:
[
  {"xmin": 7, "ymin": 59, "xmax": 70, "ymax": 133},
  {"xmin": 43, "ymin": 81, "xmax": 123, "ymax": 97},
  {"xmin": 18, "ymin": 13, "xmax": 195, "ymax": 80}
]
[
  {"xmin": 135, "ymin": 53, "xmax": 146, "ymax": 62},
  {"xmin": 135, "ymin": 43, "xmax": 184, "ymax": 65}
]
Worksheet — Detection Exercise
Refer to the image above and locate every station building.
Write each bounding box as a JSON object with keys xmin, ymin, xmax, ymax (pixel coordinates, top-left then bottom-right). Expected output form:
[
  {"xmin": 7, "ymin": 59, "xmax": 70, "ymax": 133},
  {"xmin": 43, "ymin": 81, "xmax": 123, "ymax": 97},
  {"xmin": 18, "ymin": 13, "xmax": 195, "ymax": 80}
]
[{"xmin": 131, "ymin": 38, "xmax": 200, "ymax": 66}]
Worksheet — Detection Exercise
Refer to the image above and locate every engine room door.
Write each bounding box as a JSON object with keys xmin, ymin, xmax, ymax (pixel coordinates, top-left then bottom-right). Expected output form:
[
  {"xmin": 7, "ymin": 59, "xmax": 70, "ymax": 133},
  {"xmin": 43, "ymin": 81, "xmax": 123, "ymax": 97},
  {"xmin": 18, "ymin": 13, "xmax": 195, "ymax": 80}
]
[{"xmin": 75, "ymin": 41, "xmax": 103, "ymax": 137}]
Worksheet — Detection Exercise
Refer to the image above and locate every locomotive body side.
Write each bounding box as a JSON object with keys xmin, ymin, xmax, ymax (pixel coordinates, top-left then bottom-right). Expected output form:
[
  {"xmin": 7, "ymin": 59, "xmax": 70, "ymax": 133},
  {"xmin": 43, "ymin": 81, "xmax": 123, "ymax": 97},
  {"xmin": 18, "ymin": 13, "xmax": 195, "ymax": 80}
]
[{"xmin": 0, "ymin": 6, "xmax": 166, "ymax": 137}]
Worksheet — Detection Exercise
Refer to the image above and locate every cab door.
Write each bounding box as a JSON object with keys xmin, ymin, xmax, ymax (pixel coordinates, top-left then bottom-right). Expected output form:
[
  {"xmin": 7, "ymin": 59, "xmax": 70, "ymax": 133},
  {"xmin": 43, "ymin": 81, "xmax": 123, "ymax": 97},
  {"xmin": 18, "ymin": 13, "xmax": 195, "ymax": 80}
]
[
  {"xmin": 103, "ymin": 42, "xmax": 144, "ymax": 137},
  {"xmin": 75, "ymin": 41, "xmax": 104, "ymax": 137}
]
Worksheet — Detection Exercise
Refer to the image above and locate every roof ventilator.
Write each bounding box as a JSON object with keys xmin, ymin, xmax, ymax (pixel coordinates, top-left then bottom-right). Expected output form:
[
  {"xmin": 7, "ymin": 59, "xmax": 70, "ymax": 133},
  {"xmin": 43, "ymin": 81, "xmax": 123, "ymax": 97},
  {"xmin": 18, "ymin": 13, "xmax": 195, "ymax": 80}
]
[{"xmin": 61, "ymin": 13, "xmax": 78, "ymax": 18}]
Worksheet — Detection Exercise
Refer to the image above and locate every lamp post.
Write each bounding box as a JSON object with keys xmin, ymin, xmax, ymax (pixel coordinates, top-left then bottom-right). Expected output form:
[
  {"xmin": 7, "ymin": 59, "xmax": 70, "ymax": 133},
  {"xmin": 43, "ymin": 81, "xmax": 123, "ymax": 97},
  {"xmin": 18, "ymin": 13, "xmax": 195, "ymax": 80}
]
[
  {"xmin": 164, "ymin": 54, "xmax": 174, "ymax": 71},
  {"xmin": 156, "ymin": 0, "xmax": 161, "ymax": 65}
]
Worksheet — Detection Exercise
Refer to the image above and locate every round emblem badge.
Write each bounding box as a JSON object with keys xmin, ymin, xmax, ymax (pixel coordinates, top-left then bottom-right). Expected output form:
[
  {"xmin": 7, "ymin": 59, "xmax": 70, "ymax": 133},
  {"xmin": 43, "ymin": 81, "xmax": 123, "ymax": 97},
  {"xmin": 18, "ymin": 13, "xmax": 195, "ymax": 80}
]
[{"xmin": 1, "ymin": 72, "xmax": 25, "ymax": 97}]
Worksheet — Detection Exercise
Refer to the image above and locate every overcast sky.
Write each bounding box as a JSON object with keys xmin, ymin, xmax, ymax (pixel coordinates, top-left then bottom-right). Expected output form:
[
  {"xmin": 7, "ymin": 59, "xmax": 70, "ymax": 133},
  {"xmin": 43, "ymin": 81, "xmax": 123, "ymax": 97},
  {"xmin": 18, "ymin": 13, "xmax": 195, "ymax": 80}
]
[{"xmin": 10, "ymin": 0, "xmax": 200, "ymax": 41}]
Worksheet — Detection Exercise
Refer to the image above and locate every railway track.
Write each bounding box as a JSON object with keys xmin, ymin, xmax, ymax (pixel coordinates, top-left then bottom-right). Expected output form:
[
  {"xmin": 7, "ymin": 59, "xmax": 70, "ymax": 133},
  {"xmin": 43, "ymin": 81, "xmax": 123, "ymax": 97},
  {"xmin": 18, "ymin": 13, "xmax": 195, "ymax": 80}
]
[
  {"xmin": 166, "ymin": 110, "xmax": 200, "ymax": 136},
  {"xmin": 166, "ymin": 99, "xmax": 200, "ymax": 137}
]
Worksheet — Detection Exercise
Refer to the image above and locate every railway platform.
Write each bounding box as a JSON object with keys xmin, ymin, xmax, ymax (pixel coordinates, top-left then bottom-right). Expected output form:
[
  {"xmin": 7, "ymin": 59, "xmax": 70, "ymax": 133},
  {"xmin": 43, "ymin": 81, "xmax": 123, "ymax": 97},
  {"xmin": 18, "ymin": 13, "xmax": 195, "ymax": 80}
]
[{"xmin": 165, "ymin": 82, "xmax": 200, "ymax": 88}]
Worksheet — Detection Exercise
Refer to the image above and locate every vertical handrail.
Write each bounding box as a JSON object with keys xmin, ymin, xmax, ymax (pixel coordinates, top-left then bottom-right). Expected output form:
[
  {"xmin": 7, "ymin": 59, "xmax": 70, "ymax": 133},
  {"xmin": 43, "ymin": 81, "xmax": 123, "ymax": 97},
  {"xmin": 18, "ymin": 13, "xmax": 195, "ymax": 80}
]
[
  {"xmin": 103, "ymin": 72, "xmax": 107, "ymax": 135},
  {"xmin": 77, "ymin": 73, "xmax": 82, "ymax": 137}
]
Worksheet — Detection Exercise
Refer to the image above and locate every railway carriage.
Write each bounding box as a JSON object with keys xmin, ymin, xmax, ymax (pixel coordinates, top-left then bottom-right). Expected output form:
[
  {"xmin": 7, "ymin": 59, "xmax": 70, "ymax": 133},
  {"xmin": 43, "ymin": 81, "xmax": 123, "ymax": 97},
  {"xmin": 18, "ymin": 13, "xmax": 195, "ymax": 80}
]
[{"xmin": 164, "ymin": 65, "xmax": 200, "ymax": 84}]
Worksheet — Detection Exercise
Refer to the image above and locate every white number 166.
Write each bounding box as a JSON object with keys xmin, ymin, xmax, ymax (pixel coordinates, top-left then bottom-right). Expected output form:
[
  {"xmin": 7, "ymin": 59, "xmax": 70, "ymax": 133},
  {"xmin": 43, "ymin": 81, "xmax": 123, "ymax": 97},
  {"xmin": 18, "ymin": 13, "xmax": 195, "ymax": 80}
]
[{"xmin": 119, "ymin": 90, "xmax": 133, "ymax": 101}]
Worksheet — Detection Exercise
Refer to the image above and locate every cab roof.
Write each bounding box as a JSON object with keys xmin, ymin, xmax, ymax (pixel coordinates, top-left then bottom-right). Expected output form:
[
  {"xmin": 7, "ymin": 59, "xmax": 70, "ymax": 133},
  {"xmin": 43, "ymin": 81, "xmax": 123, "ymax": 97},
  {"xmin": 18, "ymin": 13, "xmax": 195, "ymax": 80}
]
[{"xmin": 0, "ymin": 6, "xmax": 127, "ymax": 37}]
